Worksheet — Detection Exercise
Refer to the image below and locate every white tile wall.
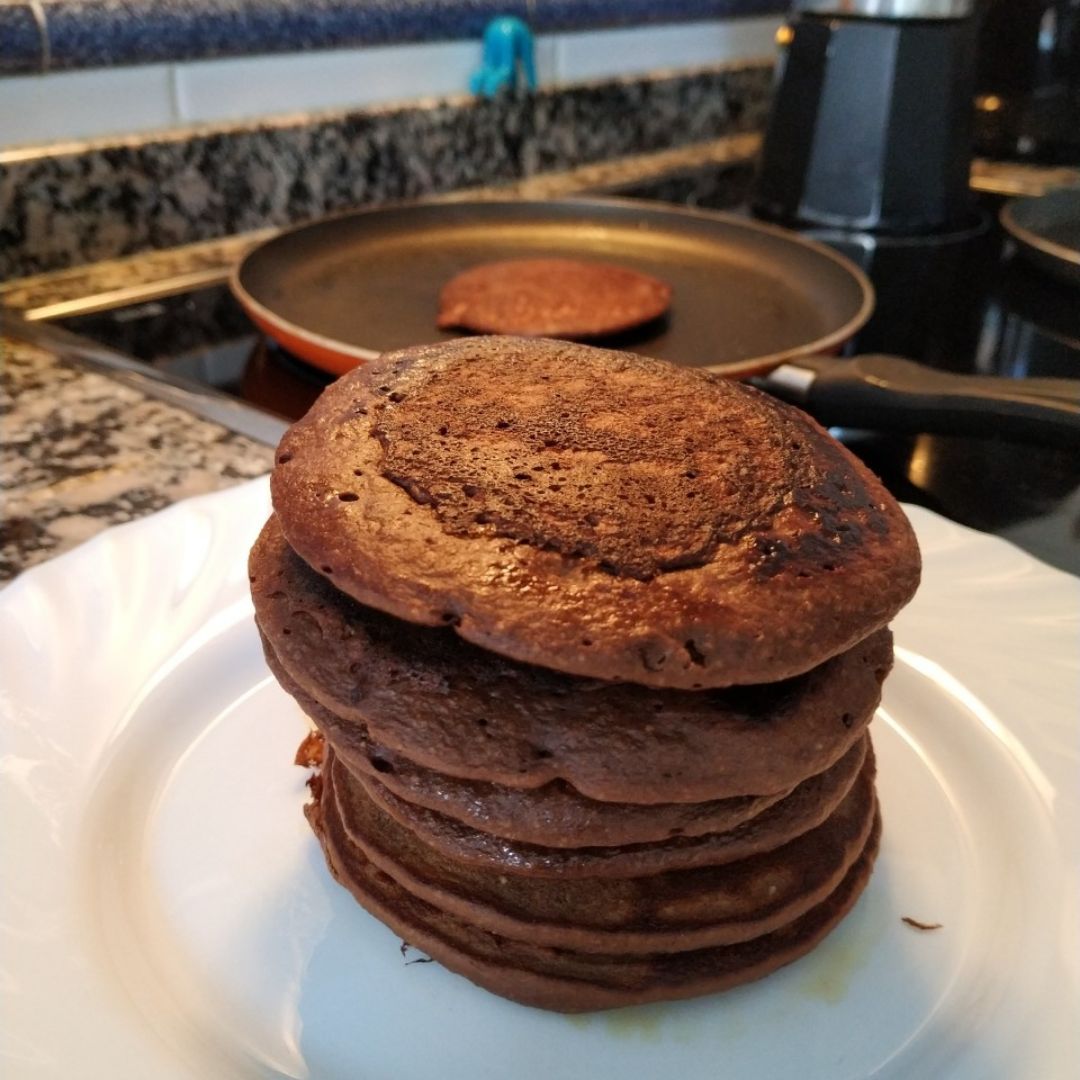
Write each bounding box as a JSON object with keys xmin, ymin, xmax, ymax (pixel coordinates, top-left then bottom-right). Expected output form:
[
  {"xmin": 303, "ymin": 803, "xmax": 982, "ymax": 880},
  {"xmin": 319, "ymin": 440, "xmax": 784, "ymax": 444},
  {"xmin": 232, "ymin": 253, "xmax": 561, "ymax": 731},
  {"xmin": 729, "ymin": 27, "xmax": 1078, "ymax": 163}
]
[
  {"xmin": 173, "ymin": 39, "xmax": 478, "ymax": 125},
  {"xmin": 0, "ymin": 63, "xmax": 176, "ymax": 147},
  {"xmin": 553, "ymin": 16, "xmax": 780, "ymax": 84},
  {"xmin": 0, "ymin": 17, "xmax": 778, "ymax": 151}
]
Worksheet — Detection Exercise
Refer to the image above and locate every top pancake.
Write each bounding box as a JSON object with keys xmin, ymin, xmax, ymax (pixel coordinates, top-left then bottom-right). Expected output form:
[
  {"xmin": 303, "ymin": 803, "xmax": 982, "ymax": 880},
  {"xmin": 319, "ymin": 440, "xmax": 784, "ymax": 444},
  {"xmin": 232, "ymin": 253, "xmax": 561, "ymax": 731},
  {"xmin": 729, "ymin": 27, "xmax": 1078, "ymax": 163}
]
[
  {"xmin": 436, "ymin": 258, "xmax": 671, "ymax": 339},
  {"xmin": 271, "ymin": 336, "xmax": 920, "ymax": 688}
]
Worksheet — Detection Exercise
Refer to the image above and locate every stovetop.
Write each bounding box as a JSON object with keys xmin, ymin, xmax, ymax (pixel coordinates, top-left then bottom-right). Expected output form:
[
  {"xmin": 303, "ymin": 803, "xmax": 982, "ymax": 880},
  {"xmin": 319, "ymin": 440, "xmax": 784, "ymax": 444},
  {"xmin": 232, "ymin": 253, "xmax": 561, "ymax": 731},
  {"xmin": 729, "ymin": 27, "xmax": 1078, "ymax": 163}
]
[{"xmin": 41, "ymin": 200, "xmax": 1080, "ymax": 576}]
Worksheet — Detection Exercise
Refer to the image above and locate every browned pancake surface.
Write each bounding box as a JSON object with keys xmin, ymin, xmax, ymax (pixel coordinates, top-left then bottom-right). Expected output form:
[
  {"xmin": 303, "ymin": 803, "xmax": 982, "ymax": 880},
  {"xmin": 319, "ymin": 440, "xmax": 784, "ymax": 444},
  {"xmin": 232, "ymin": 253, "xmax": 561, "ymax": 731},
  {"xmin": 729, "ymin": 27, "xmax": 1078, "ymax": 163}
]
[
  {"xmin": 436, "ymin": 258, "xmax": 671, "ymax": 339},
  {"xmin": 270, "ymin": 337, "xmax": 920, "ymax": 688},
  {"xmin": 309, "ymin": 765, "xmax": 883, "ymax": 1011},
  {"xmin": 253, "ymin": 519, "xmax": 892, "ymax": 802}
]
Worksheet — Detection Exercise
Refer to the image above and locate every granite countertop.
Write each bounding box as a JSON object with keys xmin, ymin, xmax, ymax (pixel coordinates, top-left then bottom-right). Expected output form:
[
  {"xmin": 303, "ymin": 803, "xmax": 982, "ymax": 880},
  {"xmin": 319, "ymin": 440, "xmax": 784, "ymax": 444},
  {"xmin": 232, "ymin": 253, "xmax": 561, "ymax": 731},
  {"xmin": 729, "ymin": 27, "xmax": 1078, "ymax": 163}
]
[
  {"xmin": 0, "ymin": 333, "xmax": 273, "ymax": 581},
  {"xmin": 0, "ymin": 0, "xmax": 786, "ymax": 74}
]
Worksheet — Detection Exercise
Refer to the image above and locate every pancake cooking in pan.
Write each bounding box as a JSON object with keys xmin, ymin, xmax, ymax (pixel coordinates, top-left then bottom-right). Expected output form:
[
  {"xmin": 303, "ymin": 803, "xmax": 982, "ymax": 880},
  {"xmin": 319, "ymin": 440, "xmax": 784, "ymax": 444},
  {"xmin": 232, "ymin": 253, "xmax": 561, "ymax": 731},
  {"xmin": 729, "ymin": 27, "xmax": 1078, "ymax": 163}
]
[{"xmin": 436, "ymin": 258, "xmax": 672, "ymax": 340}]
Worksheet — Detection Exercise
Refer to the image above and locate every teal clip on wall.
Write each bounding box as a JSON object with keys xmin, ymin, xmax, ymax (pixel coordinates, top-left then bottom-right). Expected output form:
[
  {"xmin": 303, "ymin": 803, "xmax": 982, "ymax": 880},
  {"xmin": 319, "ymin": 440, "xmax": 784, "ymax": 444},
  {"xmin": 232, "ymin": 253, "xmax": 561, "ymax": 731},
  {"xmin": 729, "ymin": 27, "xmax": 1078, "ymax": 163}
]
[{"xmin": 470, "ymin": 16, "xmax": 538, "ymax": 97}]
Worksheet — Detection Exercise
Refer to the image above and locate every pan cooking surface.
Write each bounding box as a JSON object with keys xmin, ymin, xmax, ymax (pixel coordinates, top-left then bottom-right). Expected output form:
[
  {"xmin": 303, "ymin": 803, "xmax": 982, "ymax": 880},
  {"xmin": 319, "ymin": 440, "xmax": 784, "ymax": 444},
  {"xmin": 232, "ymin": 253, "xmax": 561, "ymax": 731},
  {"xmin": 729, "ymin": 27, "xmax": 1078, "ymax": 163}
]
[{"xmin": 235, "ymin": 200, "xmax": 871, "ymax": 369}]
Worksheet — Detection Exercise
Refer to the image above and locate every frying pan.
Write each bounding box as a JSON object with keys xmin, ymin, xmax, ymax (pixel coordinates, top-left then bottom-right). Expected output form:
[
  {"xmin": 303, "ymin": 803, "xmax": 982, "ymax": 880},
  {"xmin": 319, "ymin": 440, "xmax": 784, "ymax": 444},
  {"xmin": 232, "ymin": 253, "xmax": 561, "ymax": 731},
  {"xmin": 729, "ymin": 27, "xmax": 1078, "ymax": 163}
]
[
  {"xmin": 232, "ymin": 198, "xmax": 871, "ymax": 378},
  {"xmin": 1001, "ymin": 186, "xmax": 1080, "ymax": 289},
  {"xmin": 232, "ymin": 198, "xmax": 1080, "ymax": 445}
]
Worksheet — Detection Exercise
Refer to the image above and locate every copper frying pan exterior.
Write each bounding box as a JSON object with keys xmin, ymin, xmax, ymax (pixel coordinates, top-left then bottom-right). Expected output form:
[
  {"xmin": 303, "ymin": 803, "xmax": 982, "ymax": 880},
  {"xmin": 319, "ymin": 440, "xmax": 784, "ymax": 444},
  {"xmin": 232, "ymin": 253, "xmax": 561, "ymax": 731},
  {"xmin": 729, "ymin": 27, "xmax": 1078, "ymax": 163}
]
[{"xmin": 231, "ymin": 198, "xmax": 873, "ymax": 378}]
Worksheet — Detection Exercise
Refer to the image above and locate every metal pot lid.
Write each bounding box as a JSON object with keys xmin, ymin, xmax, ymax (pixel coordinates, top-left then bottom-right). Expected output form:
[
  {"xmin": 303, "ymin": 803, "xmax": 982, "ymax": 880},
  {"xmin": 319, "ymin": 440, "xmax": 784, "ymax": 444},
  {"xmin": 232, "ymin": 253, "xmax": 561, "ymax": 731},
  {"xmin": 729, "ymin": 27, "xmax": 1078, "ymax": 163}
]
[
  {"xmin": 792, "ymin": 1, "xmax": 974, "ymax": 18},
  {"xmin": 1001, "ymin": 187, "xmax": 1080, "ymax": 290}
]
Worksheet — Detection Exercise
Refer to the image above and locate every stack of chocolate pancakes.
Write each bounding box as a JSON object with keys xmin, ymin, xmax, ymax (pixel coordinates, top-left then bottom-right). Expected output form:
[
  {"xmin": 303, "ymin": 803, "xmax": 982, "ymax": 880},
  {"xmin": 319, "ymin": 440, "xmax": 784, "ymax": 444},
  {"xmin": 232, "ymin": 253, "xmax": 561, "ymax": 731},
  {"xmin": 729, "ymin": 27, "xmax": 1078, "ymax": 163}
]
[{"xmin": 251, "ymin": 336, "xmax": 920, "ymax": 1012}]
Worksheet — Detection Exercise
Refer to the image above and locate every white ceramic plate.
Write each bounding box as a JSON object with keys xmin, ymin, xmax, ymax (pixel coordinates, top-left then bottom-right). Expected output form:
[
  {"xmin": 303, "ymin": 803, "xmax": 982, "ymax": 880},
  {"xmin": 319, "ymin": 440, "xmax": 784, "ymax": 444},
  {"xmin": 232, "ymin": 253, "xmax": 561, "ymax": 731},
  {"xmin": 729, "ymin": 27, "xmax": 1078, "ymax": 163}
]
[{"xmin": 2, "ymin": 478, "xmax": 1078, "ymax": 1080}]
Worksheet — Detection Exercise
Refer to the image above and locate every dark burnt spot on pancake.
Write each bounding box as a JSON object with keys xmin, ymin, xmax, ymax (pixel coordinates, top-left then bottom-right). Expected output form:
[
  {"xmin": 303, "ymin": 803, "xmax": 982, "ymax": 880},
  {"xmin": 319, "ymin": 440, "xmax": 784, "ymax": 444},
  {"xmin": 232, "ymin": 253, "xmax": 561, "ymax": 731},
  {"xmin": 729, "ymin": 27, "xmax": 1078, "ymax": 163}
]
[
  {"xmin": 750, "ymin": 536, "xmax": 794, "ymax": 581},
  {"xmin": 747, "ymin": 470, "xmax": 890, "ymax": 583}
]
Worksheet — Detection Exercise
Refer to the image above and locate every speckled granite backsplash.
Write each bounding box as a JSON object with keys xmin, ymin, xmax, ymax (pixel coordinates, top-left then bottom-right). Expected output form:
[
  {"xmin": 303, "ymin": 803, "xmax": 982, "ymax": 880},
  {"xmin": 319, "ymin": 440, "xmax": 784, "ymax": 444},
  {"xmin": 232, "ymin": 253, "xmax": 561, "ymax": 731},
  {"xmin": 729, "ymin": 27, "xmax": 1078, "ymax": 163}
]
[{"xmin": 0, "ymin": 60, "xmax": 771, "ymax": 280}]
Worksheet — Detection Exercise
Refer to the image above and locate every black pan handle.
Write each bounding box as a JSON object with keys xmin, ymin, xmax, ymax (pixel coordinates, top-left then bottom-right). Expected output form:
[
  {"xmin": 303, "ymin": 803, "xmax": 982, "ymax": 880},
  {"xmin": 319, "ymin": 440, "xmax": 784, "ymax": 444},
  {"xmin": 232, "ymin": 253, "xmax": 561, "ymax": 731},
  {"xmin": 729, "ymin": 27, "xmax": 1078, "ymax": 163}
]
[{"xmin": 757, "ymin": 354, "xmax": 1080, "ymax": 447}]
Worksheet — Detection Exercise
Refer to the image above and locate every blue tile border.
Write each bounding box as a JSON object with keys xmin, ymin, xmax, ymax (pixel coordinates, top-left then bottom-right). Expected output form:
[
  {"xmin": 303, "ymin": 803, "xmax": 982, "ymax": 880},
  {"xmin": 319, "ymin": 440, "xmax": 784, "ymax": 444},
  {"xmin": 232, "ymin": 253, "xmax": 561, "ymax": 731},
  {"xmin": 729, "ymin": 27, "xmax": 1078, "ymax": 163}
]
[
  {"xmin": 0, "ymin": 1, "xmax": 786, "ymax": 76},
  {"xmin": 0, "ymin": 5, "xmax": 46, "ymax": 75},
  {"xmin": 530, "ymin": 1, "xmax": 786, "ymax": 33}
]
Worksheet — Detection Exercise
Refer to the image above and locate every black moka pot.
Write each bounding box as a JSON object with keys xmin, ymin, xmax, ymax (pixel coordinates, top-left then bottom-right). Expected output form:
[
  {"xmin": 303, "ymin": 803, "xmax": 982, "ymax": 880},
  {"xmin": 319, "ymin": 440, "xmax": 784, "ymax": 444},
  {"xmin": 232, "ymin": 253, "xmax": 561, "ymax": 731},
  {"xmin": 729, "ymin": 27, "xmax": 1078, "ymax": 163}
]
[{"xmin": 753, "ymin": 0, "xmax": 979, "ymax": 235}]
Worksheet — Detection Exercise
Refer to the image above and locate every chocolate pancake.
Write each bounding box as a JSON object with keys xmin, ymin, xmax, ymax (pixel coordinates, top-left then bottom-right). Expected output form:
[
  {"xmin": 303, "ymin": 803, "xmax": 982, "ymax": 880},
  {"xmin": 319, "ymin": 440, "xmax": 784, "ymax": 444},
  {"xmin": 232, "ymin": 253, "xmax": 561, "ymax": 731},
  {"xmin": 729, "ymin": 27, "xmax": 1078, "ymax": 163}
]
[
  {"xmin": 436, "ymin": 258, "xmax": 672, "ymax": 339},
  {"xmin": 265, "ymin": 642, "xmax": 793, "ymax": 845},
  {"xmin": 347, "ymin": 737, "xmax": 869, "ymax": 879},
  {"xmin": 252, "ymin": 519, "xmax": 892, "ymax": 802},
  {"xmin": 330, "ymin": 750, "xmax": 875, "ymax": 952},
  {"xmin": 270, "ymin": 336, "xmax": 920, "ymax": 688},
  {"xmin": 309, "ymin": 767, "xmax": 883, "ymax": 1011}
]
